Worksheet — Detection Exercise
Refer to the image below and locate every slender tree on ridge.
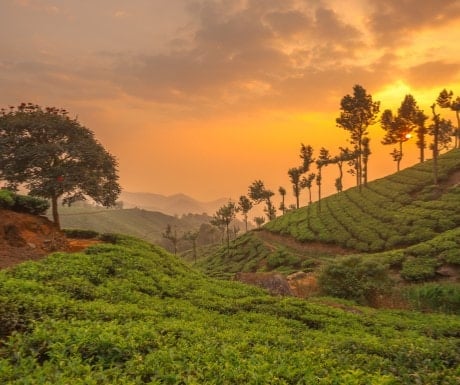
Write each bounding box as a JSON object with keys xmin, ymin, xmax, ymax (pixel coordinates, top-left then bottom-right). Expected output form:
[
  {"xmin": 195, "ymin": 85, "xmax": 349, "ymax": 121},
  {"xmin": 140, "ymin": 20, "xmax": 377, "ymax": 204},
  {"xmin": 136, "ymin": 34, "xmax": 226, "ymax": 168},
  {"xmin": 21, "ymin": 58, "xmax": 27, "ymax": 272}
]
[
  {"xmin": 336, "ymin": 85, "xmax": 380, "ymax": 189},
  {"xmin": 437, "ymin": 89, "xmax": 460, "ymax": 149},
  {"xmin": 248, "ymin": 180, "xmax": 276, "ymax": 221},
  {"xmin": 300, "ymin": 173, "xmax": 315, "ymax": 206},
  {"xmin": 288, "ymin": 167, "xmax": 303, "ymax": 209},
  {"xmin": 381, "ymin": 95, "xmax": 419, "ymax": 171},
  {"xmin": 315, "ymin": 147, "xmax": 330, "ymax": 212},
  {"xmin": 278, "ymin": 186, "xmax": 287, "ymax": 215},
  {"xmin": 238, "ymin": 195, "xmax": 252, "ymax": 232},
  {"xmin": 414, "ymin": 109, "xmax": 429, "ymax": 163},
  {"xmin": 162, "ymin": 224, "xmax": 180, "ymax": 255},
  {"xmin": 212, "ymin": 201, "xmax": 239, "ymax": 256}
]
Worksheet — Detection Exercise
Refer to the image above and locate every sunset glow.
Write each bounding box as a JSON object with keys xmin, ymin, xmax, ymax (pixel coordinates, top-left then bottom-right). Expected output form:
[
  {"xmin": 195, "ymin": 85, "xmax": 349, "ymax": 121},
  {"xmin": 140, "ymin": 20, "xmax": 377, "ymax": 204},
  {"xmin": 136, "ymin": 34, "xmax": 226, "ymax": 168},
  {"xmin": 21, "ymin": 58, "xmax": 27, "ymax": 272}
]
[{"xmin": 1, "ymin": 0, "xmax": 459, "ymax": 205}]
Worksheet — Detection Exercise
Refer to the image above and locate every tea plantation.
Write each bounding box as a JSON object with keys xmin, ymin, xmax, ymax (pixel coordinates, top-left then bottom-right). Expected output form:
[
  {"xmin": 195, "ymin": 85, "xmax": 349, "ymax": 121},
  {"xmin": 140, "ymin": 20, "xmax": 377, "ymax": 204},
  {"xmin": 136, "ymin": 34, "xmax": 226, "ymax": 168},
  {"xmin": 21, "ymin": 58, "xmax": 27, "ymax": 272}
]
[
  {"xmin": 198, "ymin": 150, "xmax": 460, "ymax": 302},
  {"xmin": 1, "ymin": 235, "xmax": 459, "ymax": 384}
]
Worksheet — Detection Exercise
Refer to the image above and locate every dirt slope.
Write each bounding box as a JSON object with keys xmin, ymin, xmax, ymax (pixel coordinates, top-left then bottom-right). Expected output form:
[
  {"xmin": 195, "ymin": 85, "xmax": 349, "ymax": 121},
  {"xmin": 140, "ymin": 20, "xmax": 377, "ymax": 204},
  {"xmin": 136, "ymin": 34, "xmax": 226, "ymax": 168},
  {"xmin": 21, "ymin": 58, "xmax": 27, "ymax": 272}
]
[{"xmin": 0, "ymin": 209, "xmax": 69, "ymax": 269}]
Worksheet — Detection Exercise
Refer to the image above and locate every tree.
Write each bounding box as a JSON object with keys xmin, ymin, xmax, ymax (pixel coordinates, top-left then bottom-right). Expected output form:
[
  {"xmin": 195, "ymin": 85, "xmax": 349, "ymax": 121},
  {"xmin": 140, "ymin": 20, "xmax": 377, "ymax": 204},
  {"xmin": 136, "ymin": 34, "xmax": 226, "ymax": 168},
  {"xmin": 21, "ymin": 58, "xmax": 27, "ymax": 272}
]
[
  {"xmin": 414, "ymin": 109, "xmax": 429, "ymax": 162},
  {"xmin": 429, "ymin": 103, "xmax": 453, "ymax": 185},
  {"xmin": 0, "ymin": 103, "xmax": 120, "ymax": 229},
  {"xmin": 254, "ymin": 216, "xmax": 266, "ymax": 228},
  {"xmin": 162, "ymin": 224, "xmax": 179, "ymax": 255},
  {"xmin": 300, "ymin": 143, "xmax": 315, "ymax": 173},
  {"xmin": 183, "ymin": 230, "xmax": 199, "ymax": 263},
  {"xmin": 381, "ymin": 95, "xmax": 419, "ymax": 171},
  {"xmin": 437, "ymin": 89, "xmax": 460, "ymax": 149},
  {"xmin": 330, "ymin": 147, "xmax": 356, "ymax": 193},
  {"xmin": 248, "ymin": 180, "xmax": 276, "ymax": 221},
  {"xmin": 278, "ymin": 186, "xmax": 286, "ymax": 215},
  {"xmin": 336, "ymin": 85, "xmax": 380, "ymax": 188},
  {"xmin": 315, "ymin": 147, "xmax": 330, "ymax": 212},
  {"xmin": 287, "ymin": 167, "xmax": 303, "ymax": 209},
  {"xmin": 238, "ymin": 195, "xmax": 252, "ymax": 232},
  {"xmin": 300, "ymin": 173, "xmax": 315, "ymax": 205},
  {"xmin": 362, "ymin": 137, "xmax": 371, "ymax": 185},
  {"xmin": 212, "ymin": 201, "xmax": 238, "ymax": 255}
]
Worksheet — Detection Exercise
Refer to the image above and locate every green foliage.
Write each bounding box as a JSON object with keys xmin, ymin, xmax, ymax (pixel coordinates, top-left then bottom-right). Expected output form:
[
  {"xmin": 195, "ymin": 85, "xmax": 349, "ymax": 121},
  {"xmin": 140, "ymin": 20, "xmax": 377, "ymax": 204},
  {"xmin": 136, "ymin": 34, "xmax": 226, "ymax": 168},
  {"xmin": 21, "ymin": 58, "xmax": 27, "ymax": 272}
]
[
  {"xmin": 401, "ymin": 258, "xmax": 439, "ymax": 282},
  {"xmin": 0, "ymin": 189, "xmax": 49, "ymax": 215},
  {"xmin": 12, "ymin": 194, "xmax": 50, "ymax": 215},
  {"xmin": 0, "ymin": 103, "xmax": 121, "ymax": 227},
  {"xmin": 0, "ymin": 236, "xmax": 459, "ymax": 383},
  {"xmin": 0, "ymin": 189, "xmax": 15, "ymax": 209},
  {"xmin": 63, "ymin": 228, "xmax": 100, "ymax": 239},
  {"xmin": 318, "ymin": 256, "xmax": 390, "ymax": 305},
  {"xmin": 403, "ymin": 283, "xmax": 460, "ymax": 314}
]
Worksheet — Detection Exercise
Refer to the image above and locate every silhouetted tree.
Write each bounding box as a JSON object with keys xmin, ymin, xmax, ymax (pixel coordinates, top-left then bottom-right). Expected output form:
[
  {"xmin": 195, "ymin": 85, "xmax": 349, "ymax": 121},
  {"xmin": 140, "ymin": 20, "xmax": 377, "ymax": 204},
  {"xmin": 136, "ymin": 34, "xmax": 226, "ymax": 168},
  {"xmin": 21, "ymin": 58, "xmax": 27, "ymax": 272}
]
[
  {"xmin": 212, "ymin": 201, "xmax": 238, "ymax": 255},
  {"xmin": 381, "ymin": 95, "xmax": 419, "ymax": 171},
  {"xmin": 336, "ymin": 85, "xmax": 380, "ymax": 188},
  {"xmin": 437, "ymin": 89, "xmax": 460, "ymax": 149},
  {"xmin": 330, "ymin": 147, "xmax": 356, "ymax": 193},
  {"xmin": 429, "ymin": 103, "xmax": 453, "ymax": 185},
  {"xmin": 162, "ymin": 224, "xmax": 179, "ymax": 255},
  {"xmin": 238, "ymin": 195, "xmax": 252, "ymax": 232},
  {"xmin": 300, "ymin": 173, "xmax": 315, "ymax": 205},
  {"xmin": 300, "ymin": 143, "xmax": 315, "ymax": 173},
  {"xmin": 248, "ymin": 180, "xmax": 276, "ymax": 221},
  {"xmin": 362, "ymin": 137, "xmax": 371, "ymax": 185},
  {"xmin": 0, "ymin": 103, "xmax": 121, "ymax": 229},
  {"xmin": 278, "ymin": 186, "xmax": 287, "ymax": 215},
  {"xmin": 288, "ymin": 167, "xmax": 303, "ymax": 209},
  {"xmin": 316, "ymin": 147, "xmax": 330, "ymax": 212},
  {"xmin": 254, "ymin": 216, "xmax": 266, "ymax": 228},
  {"xmin": 414, "ymin": 109, "xmax": 429, "ymax": 162}
]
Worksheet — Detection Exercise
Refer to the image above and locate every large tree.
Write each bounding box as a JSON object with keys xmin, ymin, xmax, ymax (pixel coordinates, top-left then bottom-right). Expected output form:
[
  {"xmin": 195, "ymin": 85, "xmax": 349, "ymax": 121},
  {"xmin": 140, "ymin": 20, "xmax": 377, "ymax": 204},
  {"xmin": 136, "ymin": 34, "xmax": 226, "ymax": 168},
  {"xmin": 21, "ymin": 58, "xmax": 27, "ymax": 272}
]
[
  {"xmin": 0, "ymin": 103, "xmax": 120, "ymax": 229},
  {"xmin": 336, "ymin": 85, "xmax": 380, "ymax": 188}
]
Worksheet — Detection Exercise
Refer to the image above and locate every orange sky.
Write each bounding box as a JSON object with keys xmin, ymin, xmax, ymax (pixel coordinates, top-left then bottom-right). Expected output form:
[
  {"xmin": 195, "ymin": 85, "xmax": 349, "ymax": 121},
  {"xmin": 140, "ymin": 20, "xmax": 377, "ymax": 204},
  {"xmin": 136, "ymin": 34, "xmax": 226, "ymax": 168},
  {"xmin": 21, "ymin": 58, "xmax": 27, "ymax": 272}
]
[{"xmin": 1, "ymin": 0, "xmax": 460, "ymax": 207}]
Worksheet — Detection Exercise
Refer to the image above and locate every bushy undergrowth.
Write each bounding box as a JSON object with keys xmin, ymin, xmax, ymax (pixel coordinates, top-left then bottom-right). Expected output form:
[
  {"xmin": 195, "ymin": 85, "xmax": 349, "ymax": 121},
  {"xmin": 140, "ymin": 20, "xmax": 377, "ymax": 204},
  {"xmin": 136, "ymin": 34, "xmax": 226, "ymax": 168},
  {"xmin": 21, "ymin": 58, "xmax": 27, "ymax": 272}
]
[
  {"xmin": 1, "ymin": 235, "xmax": 459, "ymax": 384},
  {"xmin": 0, "ymin": 189, "xmax": 49, "ymax": 215}
]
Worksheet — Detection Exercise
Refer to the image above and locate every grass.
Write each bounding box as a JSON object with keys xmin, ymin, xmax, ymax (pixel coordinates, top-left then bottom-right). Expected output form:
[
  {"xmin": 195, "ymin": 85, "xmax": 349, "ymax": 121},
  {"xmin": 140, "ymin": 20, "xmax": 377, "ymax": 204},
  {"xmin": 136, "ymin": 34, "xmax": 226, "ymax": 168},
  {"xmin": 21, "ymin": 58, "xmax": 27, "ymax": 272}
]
[{"xmin": 1, "ymin": 235, "xmax": 459, "ymax": 384}]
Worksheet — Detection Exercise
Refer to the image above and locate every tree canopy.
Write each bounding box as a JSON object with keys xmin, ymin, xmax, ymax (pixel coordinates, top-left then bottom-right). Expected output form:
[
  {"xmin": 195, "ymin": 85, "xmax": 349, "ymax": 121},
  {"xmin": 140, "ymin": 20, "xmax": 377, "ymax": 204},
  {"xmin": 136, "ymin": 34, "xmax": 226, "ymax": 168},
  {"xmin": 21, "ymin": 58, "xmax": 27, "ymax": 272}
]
[{"xmin": 0, "ymin": 103, "xmax": 121, "ymax": 229}]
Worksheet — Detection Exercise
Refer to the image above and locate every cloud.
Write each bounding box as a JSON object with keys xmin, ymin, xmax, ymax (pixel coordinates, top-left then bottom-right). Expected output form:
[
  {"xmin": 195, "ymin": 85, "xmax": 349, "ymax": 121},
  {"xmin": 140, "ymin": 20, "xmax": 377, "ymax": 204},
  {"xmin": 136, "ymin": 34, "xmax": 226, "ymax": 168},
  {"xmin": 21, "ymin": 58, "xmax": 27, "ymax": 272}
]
[
  {"xmin": 367, "ymin": 0, "xmax": 460, "ymax": 46},
  {"xmin": 404, "ymin": 60, "xmax": 460, "ymax": 88}
]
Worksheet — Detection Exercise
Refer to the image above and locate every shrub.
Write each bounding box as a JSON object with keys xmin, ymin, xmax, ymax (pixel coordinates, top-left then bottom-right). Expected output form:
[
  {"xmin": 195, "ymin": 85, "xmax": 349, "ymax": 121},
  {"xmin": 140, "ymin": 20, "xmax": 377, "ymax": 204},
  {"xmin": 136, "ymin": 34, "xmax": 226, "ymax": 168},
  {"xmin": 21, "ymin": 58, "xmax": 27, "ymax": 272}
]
[
  {"xmin": 63, "ymin": 229, "xmax": 100, "ymax": 239},
  {"xmin": 318, "ymin": 256, "xmax": 390, "ymax": 305},
  {"xmin": 0, "ymin": 189, "xmax": 15, "ymax": 209},
  {"xmin": 13, "ymin": 194, "xmax": 49, "ymax": 215},
  {"xmin": 401, "ymin": 258, "xmax": 439, "ymax": 282}
]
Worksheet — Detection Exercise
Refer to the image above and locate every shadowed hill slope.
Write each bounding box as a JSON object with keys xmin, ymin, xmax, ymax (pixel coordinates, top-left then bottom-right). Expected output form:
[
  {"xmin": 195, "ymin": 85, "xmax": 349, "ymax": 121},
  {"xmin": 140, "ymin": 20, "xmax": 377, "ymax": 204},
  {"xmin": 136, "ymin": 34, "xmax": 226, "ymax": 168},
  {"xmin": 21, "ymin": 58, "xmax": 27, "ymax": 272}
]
[{"xmin": 1, "ymin": 235, "xmax": 459, "ymax": 383}]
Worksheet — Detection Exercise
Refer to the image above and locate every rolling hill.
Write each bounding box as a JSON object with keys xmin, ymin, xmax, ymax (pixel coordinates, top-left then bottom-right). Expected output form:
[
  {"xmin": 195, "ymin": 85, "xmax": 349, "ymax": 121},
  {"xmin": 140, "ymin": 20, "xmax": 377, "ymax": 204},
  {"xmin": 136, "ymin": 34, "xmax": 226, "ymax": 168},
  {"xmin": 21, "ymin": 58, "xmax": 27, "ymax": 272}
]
[
  {"xmin": 119, "ymin": 191, "xmax": 228, "ymax": 216},
  {"xmin": 197, "ymin": 149, "xmax": 460, "ymax": 308},
  {"xmin": 1, "ymin": 235, "xmax": 458, "ymax": 383}
]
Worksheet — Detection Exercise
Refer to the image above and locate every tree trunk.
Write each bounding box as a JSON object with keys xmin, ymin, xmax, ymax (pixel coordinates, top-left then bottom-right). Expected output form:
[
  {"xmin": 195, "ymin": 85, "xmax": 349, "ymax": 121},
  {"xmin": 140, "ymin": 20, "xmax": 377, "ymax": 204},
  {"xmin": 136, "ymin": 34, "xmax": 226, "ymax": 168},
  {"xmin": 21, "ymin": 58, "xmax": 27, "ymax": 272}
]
[
  {"xmin": 51, "ymin": 194, "xmax": 60, "ymax": 230},
  {"xmin": 456, "ymin": 111, "xmax": 460, "ymax": 149}
]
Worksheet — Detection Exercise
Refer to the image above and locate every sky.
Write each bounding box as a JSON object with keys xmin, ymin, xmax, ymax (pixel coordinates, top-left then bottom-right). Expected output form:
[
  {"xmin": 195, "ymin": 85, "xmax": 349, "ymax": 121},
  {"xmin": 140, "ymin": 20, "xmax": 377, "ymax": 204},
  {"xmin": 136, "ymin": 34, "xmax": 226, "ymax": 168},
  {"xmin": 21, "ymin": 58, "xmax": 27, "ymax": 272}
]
[{"xmin": 1, "ymin": 0, "xmax": 459, "ymax": 206}]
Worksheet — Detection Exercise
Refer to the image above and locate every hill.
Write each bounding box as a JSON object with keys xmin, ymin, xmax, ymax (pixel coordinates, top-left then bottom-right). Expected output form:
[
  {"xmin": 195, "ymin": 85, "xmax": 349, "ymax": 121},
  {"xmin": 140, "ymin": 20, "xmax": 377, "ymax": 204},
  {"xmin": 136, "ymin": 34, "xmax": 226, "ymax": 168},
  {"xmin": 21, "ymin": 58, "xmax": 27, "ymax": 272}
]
[
  {"xmin": 50, "ymin": 204, "xmax": 227, "ymax": 252},
  {"xmin": 197, "ymin": 149, "xmax": 460, "ymax": 307},
  {"xmin": 119, "ymin": 191, "xmax": 228, "ymax": 216},
  {"xmin": 1, "ymin": 234, "xmax": 459, "ymax": 383}
]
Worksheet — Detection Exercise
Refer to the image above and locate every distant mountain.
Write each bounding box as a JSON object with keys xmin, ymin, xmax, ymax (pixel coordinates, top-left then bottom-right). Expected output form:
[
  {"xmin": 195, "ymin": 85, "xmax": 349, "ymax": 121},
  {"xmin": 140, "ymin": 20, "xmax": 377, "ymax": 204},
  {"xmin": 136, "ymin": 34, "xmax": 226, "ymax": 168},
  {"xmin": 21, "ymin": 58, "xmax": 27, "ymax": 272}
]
[{"xmin": 119, "ymin": 191, "xmax": 229, "ymax": 216}]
